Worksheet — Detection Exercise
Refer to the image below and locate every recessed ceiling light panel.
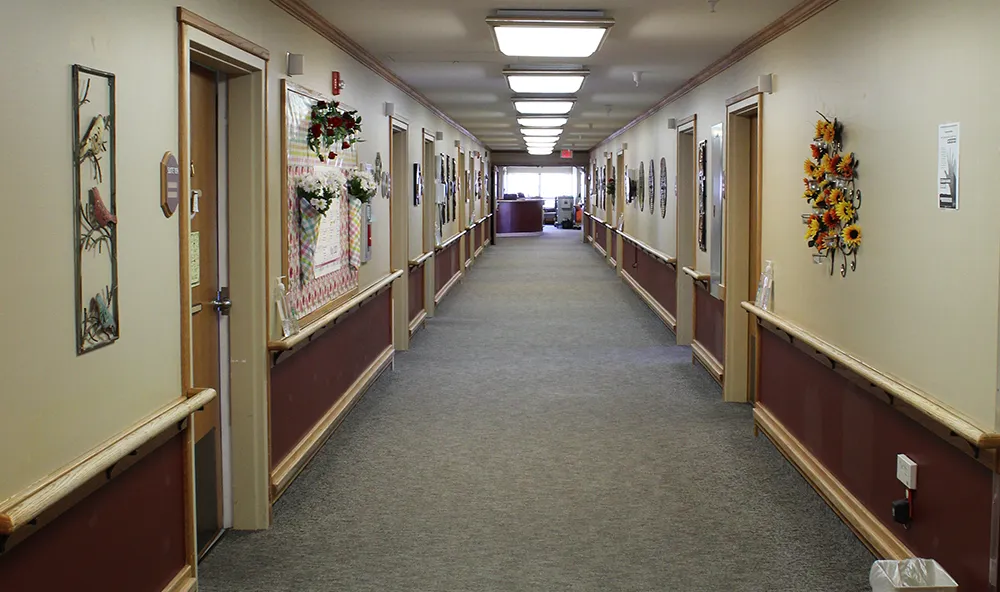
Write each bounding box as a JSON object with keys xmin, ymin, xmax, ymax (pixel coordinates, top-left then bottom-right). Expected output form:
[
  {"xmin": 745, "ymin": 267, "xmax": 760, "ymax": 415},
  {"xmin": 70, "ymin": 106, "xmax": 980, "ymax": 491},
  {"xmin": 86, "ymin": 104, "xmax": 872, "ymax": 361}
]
[
  {"xmin": 521, "ymin": 128, "xmax": 562, "ymax": 137},
  {"xmin": 488, "ymin": 14, "xmax": 614, "ymax": 58},
  {"xmin": 517, "ymin": 117, "xmax": 568, "ymax": 128},
  {"xmin": 514, "ymin": 100, "xmax": 575, "ymax": 115},
  {"xmin": 504, "ymin": 69, "xmax": 589, "ymax": 94}
]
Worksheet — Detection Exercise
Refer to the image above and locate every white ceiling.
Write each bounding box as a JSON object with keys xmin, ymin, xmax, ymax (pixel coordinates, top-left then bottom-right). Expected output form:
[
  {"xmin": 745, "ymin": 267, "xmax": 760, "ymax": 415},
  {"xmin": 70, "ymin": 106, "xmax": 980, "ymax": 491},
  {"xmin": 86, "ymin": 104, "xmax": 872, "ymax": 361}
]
[{"xmin": 304, "ymin": 0, "xmax": 803, "ymax": 152}]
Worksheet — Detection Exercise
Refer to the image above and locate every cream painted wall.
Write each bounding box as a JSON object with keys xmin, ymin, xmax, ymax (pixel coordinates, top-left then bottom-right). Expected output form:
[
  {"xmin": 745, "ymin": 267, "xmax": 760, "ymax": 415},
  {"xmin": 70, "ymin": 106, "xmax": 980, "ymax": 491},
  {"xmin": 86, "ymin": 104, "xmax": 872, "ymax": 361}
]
[
  {"xmin": 0, "ymin": 0, "xmax": 482, "ymax": 501},
  {"xmin": 593, "ymin": 0, "xmax": 1000, "ymax": 429}
]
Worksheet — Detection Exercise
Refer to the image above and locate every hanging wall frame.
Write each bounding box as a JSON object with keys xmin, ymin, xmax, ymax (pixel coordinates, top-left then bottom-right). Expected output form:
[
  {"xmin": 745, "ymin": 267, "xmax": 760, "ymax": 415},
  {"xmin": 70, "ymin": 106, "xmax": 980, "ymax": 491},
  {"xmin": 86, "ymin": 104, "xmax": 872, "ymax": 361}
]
[
  {"xmin": 73, "ymin": 65, "xmax": 119, "ymax": 354},
  {"xmin": 697, "ymin": 140, "xmax": 708, "ymax": 252},
  {"xmin": 648, "ymin": 159, "xmax": 655, "ymax": 216},
  {"xmin": 638, "ymin": 161, "xmax": 645, "ymax": 211},
  {"xmin": 659, "ymin": 157, "xmax": 668, "ymax": 219}
]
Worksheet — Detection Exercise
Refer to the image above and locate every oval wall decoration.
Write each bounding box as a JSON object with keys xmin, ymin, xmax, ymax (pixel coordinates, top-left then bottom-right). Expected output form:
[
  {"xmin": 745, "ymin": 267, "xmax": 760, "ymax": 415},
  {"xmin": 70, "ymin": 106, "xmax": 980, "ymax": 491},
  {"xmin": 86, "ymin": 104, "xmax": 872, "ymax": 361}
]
[
  {"xmin": 638, "ymin": 161, "xmax": 645, "ymax": 211},
  {"xmin": 659, "ymin": 157, "xmax": 668, "ymax": 219},
  {"xmin": 648, "ymin": 159, "xmax": 655, "ymax": 216}
]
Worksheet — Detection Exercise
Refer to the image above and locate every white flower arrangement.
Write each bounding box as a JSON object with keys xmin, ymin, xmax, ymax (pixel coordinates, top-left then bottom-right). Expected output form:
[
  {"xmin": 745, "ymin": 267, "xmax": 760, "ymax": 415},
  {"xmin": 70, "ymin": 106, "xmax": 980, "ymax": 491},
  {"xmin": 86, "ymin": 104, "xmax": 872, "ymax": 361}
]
[
  {"xmin": 294, "ymin": 168, "xmax": 346, "ymax": 215},
  {"xmin": 346, "ymin": 168, "xmax": 377, "ymax": 203}
]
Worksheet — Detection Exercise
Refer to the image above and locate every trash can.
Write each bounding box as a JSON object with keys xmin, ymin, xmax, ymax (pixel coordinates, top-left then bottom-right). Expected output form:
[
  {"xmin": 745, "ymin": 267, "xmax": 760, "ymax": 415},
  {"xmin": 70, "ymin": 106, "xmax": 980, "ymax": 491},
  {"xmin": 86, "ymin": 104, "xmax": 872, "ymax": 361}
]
[{"xmin": 870, "ymin": 559, "xmax": 957, "ymax": 591}]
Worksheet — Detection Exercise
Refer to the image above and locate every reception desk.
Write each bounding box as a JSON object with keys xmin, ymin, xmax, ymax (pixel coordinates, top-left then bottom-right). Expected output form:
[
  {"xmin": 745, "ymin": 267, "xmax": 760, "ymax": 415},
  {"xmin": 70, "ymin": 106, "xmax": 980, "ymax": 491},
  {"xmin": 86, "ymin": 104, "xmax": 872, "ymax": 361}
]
[{"xmin": 497, "ymin": 199, "xmax": 544, "ymax": 235}]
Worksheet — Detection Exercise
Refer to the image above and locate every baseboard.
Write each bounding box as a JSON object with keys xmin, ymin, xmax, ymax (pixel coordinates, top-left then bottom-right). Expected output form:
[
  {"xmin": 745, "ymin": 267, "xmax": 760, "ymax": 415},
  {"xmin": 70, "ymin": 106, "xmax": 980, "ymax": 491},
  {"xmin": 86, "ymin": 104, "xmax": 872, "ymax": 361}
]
[
  {"xmin": 754, "ymin": 405, "xmax": 913, "ymax": 560},
  {"xmin": 434, "ymin": 272, "xmax": 462, "ymax": 305},
  {"xmin": 691, "ymin": 340, "xmax": 724, "ymax": 385},
  {"xmin": 622, "ymin": 270, "xmax": 677, "ymax": 333},
  {"xmin": 497, "ymin": 231, "xmax": 543, "ymax": 237},
  {"xmin": 270, "ymin": 346, "xmax": 394, "ymax": 501},
  {"xmin": 408, "ymin": 310, "xmax": 426, "ymax": 336},
  {"xmin": 609, "ymin": 257, "xmax": 617, "ymax": 267},
  {"xmin": 161, "ymin": 566, "xmax": 196, "ymax": 592},
  {"xmin": 475, "ymin": 245, "xmax": 485, "ymax": 258},
  {"xmin": 594, "ymin": 243, "xmax": 607, "ymax": 257}
]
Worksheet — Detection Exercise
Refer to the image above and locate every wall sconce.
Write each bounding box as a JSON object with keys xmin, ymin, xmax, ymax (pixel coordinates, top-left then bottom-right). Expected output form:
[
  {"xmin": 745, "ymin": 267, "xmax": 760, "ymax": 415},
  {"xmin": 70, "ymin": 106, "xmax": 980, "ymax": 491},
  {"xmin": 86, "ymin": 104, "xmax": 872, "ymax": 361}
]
[
  {"xmin": 667, "ymin": 118, "xmax": 677, "ymax": 130},
  {"xmin": 454, "ymin": 140, "xmax": 462, "ymax": 149},
  {"xmin": 758, "ymin": 73, "xmax": 773, "ymax": 94},
  {"xmin": 331, "ymin": 71, "xmax": 344, "ymax": 95},
  {"xmin": 384, "ymin": 102, "xmax": 395, "ymax": 117},
  {"xmin": 435, "ymin": 131, "xmax": 444, "ymax": 141},
  {"xmin": 286, "ymin": 53, "xmax": 304, "ymax": 76},
  {"xmin": 622, "ymin": 143, "xmax": 628, "ymax": 150}
]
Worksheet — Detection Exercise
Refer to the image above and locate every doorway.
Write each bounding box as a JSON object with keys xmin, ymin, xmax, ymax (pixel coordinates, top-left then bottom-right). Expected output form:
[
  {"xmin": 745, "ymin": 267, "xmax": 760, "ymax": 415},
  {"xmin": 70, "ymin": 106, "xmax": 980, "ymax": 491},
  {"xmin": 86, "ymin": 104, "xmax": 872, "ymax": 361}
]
[
  {"xmin": 722, "ymin": 96, "xmax": 762, "ymax": 403},
  {"xmin": 675, "ymin": 117, "xmax": 697, "ymax": 345},
  {"xmin": 189, "ymin": 63, "xmax": 229, "ymax": 556},
  {"xmin": 390, "ymin": 120, "xmax": 409, "ymax": 350}
]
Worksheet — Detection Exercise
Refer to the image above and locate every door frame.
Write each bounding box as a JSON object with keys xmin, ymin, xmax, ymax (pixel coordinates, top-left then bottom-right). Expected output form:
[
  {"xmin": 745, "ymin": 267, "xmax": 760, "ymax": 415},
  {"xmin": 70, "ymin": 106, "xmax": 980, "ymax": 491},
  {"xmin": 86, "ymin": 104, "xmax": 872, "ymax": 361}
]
[
  {"xmin": 675, "ymin": 115, "xmax": 697, "ymax": 346},
  {"xmin": 722, "ymin": 92, "xmax": 763, "ymax": 403},
  {"xmin": 178, "ymin": 10, "xmax": 271, "ymax": 554},
  {"xmin": 389, "ymin": 117, "xmax": 410, "ymax": 350},
  {"xmin": 421, "ymin": 130, "xmax": 437, "ymax": 318}
]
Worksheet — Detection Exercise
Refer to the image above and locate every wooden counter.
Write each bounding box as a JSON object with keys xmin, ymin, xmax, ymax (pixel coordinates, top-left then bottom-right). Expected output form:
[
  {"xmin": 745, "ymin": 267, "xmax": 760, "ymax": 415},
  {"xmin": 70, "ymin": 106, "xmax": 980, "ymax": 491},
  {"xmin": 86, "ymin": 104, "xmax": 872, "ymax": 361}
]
[{"xmin": 497, "ymin": 199, "xmax": 544, "ymax": 235}]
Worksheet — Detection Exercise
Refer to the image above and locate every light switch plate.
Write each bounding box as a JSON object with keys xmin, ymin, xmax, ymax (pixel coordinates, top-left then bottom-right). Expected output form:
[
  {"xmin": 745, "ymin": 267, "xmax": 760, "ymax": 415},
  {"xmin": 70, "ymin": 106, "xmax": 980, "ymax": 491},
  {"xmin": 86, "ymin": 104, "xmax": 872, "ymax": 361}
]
[{"xmin": 896, "ymin": 454, "xmax": 917, "ymax": 489}]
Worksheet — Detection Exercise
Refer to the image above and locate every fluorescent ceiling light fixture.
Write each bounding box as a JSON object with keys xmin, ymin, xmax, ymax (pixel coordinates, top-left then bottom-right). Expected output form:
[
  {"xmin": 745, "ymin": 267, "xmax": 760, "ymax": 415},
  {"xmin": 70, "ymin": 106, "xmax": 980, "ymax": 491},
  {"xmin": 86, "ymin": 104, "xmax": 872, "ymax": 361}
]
[
  {"xmin": 527, "ymin": 148, "xmax": 554, "ymax": 155},
  {"xmin": 524, "ymin": 141, "xmax": 557, "ymax": 148},
  {"xmin": 514, "ymin": 100, "xmax": 575, "ymax": 115},
  {"xmin": 487, "ymin": 12, "xmax": 614, "ymax": 58},
  {"xmin": 517, "ymin": 117, "xmax": 568, "ymax": 127},
  {"xmin": 521, "ymin": 128, "xmax": 562, "ymax": 137},
  {"xmin": 504, "ymin": 69, "xmax": 589, "ymax": 94}
]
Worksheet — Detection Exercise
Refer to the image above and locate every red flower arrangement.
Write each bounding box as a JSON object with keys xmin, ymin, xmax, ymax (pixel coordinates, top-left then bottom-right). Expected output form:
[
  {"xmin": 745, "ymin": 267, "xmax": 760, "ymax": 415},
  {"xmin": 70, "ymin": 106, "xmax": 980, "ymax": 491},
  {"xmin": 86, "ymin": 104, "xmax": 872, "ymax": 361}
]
[{"xmin": 308, "ymin": 100, "xmax": 363, "ymax": 162}]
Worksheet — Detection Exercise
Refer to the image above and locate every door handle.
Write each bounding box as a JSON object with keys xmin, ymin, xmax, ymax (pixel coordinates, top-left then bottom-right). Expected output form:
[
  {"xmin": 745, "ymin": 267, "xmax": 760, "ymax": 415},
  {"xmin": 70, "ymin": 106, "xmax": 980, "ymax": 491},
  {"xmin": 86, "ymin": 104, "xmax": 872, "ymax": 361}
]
[{"xmin": 212, "ymin": 287, "xmax": 232, "ymax": 316}]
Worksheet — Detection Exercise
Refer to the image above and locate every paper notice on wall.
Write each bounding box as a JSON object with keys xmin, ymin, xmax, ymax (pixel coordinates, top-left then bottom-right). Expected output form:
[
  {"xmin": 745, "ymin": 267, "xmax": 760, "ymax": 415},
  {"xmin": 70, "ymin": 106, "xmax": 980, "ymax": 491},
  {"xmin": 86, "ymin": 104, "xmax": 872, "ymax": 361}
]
[
  {"xmin": 937, "ymin": 123, "xmax": 960, "ymax": 210},
  {"xmin": 190, "ymin": 231, "xmax": 201, "ymax": 287}
]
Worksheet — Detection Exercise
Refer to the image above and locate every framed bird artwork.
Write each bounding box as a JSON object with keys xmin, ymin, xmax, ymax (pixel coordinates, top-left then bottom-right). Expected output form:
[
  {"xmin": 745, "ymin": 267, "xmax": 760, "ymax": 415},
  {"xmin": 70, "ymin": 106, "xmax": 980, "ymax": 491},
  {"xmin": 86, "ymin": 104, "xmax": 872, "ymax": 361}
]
[{"xmin": 72, "ymin": 65, "xmax": 119, "ymax": 354}]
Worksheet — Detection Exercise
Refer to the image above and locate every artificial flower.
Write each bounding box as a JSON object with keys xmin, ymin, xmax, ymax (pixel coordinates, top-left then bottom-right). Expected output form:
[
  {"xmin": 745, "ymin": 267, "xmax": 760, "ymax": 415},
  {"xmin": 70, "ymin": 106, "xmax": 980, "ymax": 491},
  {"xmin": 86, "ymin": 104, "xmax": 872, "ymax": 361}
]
[
  {"xmin": 810, "ymin": 144, "xmax": 822, "ymax": 160},
  {"xmin": 820, "ymin": 154, "xmax": 834, "ymax": 175},
  {"xmin": 814, "ymin": 188, "xmax": 831, "ymax": 208},
  {"xmin": 814, "ymin": 232, "xmax": 829, "ymax": 251},
  {"xmin": 835, "ymin": 200, "xmax": 856, "ymax": 224},
  {"xmin": 814, "ymin": 119, "xmax": 830, "ymax": 141},
  {"xmin": 804, "ymin": 159, "xmax": 819, "ymax": 178},
  {"xmin": 342, "ymin": 141, "xmax": 351, "ymax": 150},
  {"xmin": 805, "ymin": 217, "xmax": 820, "ymax": 240},
  {"xmin": 842, "ymin": 224, "xmax": 862, "ymax": 248},
  {"xmin": 823, "ymin": 208, "xmax": 839, "ymax": 229},
  {"xmin": 823, "ymin": 123, "xmax": 836, "ymax": 144},
  {"xmin": 837, "ymin": 153, "xmax": 856, "ymax": 178},
  {"xmin": 328, "ymin": 151, "xmax": 337, "ymax": 160},
  {"xmin": 346, "ymin": 168, "xmax": 378, "ymax": 203},
  {"xmin": 828, "ymin": 188, "xmax": 844, "ymax": 204}
]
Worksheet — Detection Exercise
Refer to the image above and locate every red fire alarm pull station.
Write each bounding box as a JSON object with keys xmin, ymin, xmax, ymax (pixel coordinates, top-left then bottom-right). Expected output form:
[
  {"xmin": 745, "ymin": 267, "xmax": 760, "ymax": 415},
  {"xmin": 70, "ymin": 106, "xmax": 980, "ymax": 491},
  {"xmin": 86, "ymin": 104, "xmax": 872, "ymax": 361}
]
[
  {"xmin": 331, "ymin": 71, "xmax": 342, "ymax": 96},
  {"xmin": 560, "ymin": 149, "xmax": 573, "ymax": 159}
]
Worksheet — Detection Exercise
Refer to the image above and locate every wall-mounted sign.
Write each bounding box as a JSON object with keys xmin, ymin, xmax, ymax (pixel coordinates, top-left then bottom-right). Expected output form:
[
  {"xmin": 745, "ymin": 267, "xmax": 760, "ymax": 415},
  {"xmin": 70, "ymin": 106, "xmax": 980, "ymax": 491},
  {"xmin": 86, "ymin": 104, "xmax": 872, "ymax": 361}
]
[
  {"xmin": 190, "ymin": 231, "xmax": 201, "ymax": 287},
  {"xmin": 161, "ymin": 151, "xmax": 180, "ymax": 217},
  {"xmin": 937, "ymin": 122, "xmax": 960, "ymax": 210}
]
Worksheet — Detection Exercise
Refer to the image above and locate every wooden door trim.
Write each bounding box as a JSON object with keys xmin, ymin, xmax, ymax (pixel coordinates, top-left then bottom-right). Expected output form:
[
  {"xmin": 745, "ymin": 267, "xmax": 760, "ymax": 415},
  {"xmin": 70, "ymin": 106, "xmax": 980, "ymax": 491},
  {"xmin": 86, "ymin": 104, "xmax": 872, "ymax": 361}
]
[{"xmin": 178, "ymin": 12, "xmax": 270, "ymax": 539}]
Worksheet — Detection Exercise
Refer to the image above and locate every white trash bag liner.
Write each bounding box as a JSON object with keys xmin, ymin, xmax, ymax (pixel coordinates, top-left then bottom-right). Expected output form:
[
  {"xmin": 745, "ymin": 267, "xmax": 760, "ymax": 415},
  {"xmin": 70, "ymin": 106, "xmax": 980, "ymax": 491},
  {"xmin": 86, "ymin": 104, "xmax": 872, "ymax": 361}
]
[{"xmin": 870, "ymin": 559, "xmax": 957, "ymax": 591}]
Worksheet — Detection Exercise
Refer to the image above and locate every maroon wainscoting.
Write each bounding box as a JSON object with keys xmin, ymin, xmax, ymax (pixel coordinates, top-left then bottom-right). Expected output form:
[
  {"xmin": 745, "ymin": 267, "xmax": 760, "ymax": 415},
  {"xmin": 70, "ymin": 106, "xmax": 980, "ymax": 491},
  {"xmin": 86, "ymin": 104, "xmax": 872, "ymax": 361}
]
[
  {"xmin": 474, "ymin": 223, "xmax": 483, "ymax": 252},
  {"xmin": 0, "ymin": 433, "xmax": 187, "ymax": 592},
  {"xmin": 584, "ymin": 215, "xmax": 593, "ymax": 241},
  {"xmin": 758, "ymin": 328, "xmax": 993, "ymax": 591},
  {"xmin": 610, "ymin": 229, "xmax": 618, "ymax": 261},
  {"xmin": 435, "ymin": 240, "xmax": 461, "ymax": 296},
  {"xmin": 623, "ymin": 240, "xmax": 678, "ymax": 319},
  {"xmin": 595, "ymin": 223, "xmax": 607, "ymax": 251},
  {"xmin": 270, "ymin": 289, "xmax": 393, "ymax": 467},
  {"xmin": 408, "ymin": 264, "xmax": 424, "ymax": 324},
  {"xmin": 694, "ymin": 282, "xmax": 725, "ymax": 364}
]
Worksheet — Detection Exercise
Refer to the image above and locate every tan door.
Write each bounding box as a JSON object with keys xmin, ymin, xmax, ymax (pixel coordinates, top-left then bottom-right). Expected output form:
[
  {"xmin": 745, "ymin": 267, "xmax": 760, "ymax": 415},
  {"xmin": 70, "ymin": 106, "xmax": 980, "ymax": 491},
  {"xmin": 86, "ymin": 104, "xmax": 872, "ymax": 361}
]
[
  {"xmin": 747, "ymin": 113, "xmax": 761, "ymax": 403},
  {"xmin": 190, "ymin": 63, "xmax": 224, "ymax": 555}
]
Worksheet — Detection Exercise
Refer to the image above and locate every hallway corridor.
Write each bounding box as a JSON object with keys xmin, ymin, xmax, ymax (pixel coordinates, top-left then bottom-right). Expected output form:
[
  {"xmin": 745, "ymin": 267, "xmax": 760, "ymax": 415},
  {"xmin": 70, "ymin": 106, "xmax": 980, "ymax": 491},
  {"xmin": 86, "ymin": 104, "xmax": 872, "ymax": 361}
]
[{"xmin": 199, "ymin": 229, "xmax": 873, "ymax": 591}]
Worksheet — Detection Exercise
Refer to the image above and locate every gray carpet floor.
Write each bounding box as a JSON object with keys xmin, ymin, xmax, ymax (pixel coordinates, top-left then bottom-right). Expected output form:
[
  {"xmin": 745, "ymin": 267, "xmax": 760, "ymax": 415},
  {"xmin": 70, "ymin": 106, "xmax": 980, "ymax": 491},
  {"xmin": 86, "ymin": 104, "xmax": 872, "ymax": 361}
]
[{"xmin": 199, "ymin": 226, "xmax": 874, "ymax": 592}]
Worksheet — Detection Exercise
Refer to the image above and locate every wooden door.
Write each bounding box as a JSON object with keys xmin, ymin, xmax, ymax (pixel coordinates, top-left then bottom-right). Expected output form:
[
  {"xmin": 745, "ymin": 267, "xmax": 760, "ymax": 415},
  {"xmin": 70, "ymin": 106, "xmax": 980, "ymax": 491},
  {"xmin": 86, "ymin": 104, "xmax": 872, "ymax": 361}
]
[
  {"xmin": 189, "ymin": 63, "xmax": 224, "ymax": 555},
  {"xmin": 747, "ymin": 113, "xmax": 761, "ymax": 403}
]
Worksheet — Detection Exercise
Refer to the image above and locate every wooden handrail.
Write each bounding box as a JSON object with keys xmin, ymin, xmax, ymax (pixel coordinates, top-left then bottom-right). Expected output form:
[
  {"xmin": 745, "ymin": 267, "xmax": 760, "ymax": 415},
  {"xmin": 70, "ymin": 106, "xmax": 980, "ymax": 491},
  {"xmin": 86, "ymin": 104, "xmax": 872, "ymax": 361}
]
[
  {"xmin": 475, "ymin": 216, "xmax": 489, "ymax": 225},
  {"xmin": 620, "ymin": 231, "xmax": 677, "ymax": 266},
  {"xmin": 436, "ymin": 230, "xmax": 465, "ymax": 251},
  {"xmin": 682, "ymin": 266, "xmax": 710, "ymax": 282},
  {"xmin": 742, "ymin": 302, "xmax": 1000, "ymax": 449},
  {"xmin": 268, "ymin": 270, "xmax": 403, "ymax": 352},
  {"xmin": 603, "ymin": 222, "xmax": 614, "ymax": 230},
  {"xmin": 0, "ymin": 388, "xmax": 217, "ymax": 535},
  {"xmin": 408, "ymin": 251, "xmax": 433, "ymax": 267}
]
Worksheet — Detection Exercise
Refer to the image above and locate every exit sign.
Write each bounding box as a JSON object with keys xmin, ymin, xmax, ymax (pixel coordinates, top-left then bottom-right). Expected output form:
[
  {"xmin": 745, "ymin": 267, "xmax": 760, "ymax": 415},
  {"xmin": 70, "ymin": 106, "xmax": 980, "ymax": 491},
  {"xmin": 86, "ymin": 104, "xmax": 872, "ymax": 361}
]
[{"xmin": 560, "ymin": 149, "xmax": 573, "ymax": 158}]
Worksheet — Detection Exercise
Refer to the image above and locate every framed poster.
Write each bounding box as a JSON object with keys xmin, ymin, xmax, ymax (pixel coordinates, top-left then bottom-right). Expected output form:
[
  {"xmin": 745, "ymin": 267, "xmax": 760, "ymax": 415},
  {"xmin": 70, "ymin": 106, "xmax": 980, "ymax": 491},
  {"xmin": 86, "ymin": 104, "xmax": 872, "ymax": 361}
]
[
  {"xmin": 649, "ymin": 159, "xmax": 655, "ymax": 216},
  {"xmin": 697, "ymin": 140, "xmax": 708, "ymax": 252},
  {"xmin": 659, "ymin": 157, "xmax": 668, "ymax": 219}
]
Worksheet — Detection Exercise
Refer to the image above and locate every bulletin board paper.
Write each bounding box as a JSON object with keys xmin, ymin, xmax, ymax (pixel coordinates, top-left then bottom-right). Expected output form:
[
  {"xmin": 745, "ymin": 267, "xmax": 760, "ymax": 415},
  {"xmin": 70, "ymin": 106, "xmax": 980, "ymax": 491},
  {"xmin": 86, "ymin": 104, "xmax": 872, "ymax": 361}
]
[{"xmin": 283, "ymin": 81, "xmax": 359, "ymax": 318}]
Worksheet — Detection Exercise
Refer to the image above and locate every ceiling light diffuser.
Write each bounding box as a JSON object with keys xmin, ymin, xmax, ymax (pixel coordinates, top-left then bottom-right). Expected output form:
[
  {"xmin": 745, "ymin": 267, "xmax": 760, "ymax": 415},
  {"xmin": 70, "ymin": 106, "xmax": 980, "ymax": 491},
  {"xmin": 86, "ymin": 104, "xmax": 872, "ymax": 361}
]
[
  {"xmin": 504, "ymin": 69, "xmax": 588, "ymax": 94},
  {"xmin": 525, "ymin": 142, "xmax": 557, "ymax": 148},
  {"xmin": 487, "ymin": 13, "xmax": 614, "ymax": 58},
  {"xmin": 528, "ymin": 149, "xmax": 554, "ymax": 156},
  {"xmin": 514, "ymin": 100, "xmax": 575, "ymax": 115},
  {"xmin": 517, "ymin": 117, "xmax": 568, "ymax": 128},
  {"xmin": 521, "ymin": 128, "xmax": 562, "ymax": 137}
]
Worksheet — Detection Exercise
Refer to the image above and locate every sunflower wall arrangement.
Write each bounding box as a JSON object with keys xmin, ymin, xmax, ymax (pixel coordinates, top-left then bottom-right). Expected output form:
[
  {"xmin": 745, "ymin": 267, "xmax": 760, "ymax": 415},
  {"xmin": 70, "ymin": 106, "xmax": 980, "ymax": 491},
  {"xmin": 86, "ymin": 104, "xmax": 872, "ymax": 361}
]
[{"xmin": 802, "ymin": 114, "xmax": 863, "ymax": 277}]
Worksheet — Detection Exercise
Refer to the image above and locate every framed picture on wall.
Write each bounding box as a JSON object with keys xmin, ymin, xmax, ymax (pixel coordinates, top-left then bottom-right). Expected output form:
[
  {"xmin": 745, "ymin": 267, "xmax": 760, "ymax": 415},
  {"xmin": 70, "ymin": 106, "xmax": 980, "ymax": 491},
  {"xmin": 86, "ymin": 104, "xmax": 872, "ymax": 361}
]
[
  {"xmin": 413, "ymin": 163, "xmax": 422, "ymax": 205},
  {"xmin": 698, "ymin": 140, "xmax": 708, "ymax": 252}
]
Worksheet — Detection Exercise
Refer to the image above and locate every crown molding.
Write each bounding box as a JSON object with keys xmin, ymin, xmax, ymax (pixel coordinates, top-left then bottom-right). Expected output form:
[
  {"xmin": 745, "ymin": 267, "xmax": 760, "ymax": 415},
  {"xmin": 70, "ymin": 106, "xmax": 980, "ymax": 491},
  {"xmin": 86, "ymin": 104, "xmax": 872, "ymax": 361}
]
[
  {"xmin": 271, "ymin": 0, "xmax": 482, "ymax": 147},
  {"xmin": 598, "ymin": 0, "xmax": 840, "ymax": 147}
]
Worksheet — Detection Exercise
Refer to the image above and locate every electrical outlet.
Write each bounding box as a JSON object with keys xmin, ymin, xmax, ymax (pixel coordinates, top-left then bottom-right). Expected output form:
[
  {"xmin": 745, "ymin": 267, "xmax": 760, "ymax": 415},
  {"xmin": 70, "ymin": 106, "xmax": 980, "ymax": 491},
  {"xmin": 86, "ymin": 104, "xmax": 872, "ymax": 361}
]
[{"xmin": 897, "ymin": 454, "xmax": 917, "ymax": 489}]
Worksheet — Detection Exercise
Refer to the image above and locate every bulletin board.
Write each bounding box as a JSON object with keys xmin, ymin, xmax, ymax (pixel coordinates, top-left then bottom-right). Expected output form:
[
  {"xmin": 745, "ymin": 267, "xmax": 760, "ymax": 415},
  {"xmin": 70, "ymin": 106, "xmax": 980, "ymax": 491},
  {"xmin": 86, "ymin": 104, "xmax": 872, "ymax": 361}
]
[{"xmin": 282, "ymin": 80, "xmax": 360, "ymax": 320}]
